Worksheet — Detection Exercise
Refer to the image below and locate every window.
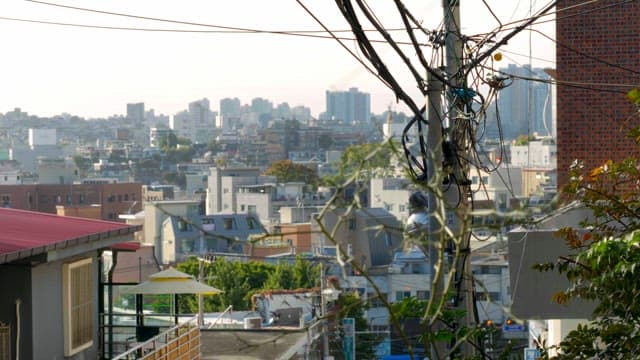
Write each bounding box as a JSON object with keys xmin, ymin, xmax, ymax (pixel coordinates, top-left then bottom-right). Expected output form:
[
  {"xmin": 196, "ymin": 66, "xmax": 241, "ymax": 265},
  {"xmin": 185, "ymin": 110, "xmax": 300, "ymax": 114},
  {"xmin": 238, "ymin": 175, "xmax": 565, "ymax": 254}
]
[
  {"xmin": 472, "ymin": 176, "xmax": 478, "ymax": 184},
  {"xmin": 223, "ymin": 218, "xmax": 235, "ymax": 230},
  {"xmin": 79, "ymin": 194, "xmax": 86, "ymax": 204},
  {"xmin": 177, "ymin": 220, "xmax": 192, "ymax": 232},
  {"xmin": 396, "ymin": 290, "xmax": 411, "ymax": 301},
  {"xmin": 348, "ymin": 218, "xmax": 356, "ymax": 230},
  {"xmin": 66, "ymin": 195, "xmax": 72, "ymax": 205},
  {"xmin": 399, "ymin": 205, "xmax": 406, "ymax": 212},
  {"xmin": 416, "ymin": 290, "xmax": 430, "ymax": 300},
  {"xmin": 63, "ymin": 258, "xmax": 94, "ymax": 356},
  {"xmin": 247, "ymin": 217, "xmax": 259, "ymax": 230},
  {"xmin": 1, "ymin": 195, "xmax": 10, "ymax": 207},
  {"xmin": 247, "ymin": 205, "xmax": 257, "ymax": 214},
  {"xmin": 475, "ymin": 291, "xmax": 501, "ymax": 302},
  {"xmin": 368, "ymin": 293, "xmax": 387, "ymax": 308},
  {"xmin": 240, "ymin": 204, "xmax": 246, "ymax": 212},
  {"xmin": 482, "ymin": 176, "xmax": 489, "ymax": 185},
  {"xmin": 385, "ymin": 204, "xmax": 393, "ymax": 211}
]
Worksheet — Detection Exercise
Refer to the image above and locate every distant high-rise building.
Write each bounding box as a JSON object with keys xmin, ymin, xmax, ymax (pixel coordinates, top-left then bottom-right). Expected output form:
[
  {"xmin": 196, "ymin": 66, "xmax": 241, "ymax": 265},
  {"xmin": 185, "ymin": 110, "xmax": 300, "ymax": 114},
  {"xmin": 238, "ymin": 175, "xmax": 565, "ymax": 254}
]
[
  {"xmin": 486, "ymin": 64, "xmax": 552, "ymax": 140},
  {"xmin": 170, "ymin": 98, "xmax": 216, "ymax": 143},
  {"xmin": 126, "ymin": 102, "xmax": 145, "ymax": 124},
  {"xmin": 291, "ymin": 105, "xmax": 312, "ymax": 123},
  {"xmin": 274, "ymin": 102, "xmax": 291, "ymax": 119},
  {"xmin": 220, "ymin": 97, "xmax": 242, "ymax": 118},
  {"xmin": 324, "ymin": 87, "xmax": 371, "ymax": 123},
  {"xmin": 251, "ymin": 97, "xmax": 273, "ymax": 117},
  {"xmin": 556, "ymin": 0, "xmax": 640, "ymax": 189}
]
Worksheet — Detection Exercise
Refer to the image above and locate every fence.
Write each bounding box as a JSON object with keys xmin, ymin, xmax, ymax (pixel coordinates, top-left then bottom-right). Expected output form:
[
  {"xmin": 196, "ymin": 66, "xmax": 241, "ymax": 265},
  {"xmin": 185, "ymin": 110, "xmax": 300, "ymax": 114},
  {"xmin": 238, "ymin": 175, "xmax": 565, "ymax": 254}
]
[{"xmin": 113, "ymin": 317, "xmax": 200, "ymax": 360}]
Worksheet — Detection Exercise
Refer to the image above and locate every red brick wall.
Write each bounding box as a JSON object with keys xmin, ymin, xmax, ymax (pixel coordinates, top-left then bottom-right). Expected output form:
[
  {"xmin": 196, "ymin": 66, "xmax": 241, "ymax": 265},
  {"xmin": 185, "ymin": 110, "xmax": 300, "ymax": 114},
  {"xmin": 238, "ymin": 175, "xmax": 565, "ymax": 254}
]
[
  {"xmin": 0, "ymin": 183, "xmax": 142, "ymax": 221},
  {"xmin": 556, "ymin": 0, "xmax": 640, "ymax": 190}
]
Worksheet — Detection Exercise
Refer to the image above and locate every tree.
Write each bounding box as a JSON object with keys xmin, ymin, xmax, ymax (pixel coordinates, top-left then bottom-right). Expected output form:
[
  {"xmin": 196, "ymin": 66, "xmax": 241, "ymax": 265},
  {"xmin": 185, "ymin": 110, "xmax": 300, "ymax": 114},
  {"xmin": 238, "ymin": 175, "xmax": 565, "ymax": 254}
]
[
  {"xmin": 175, "ymin": 256, "xmax": 319, "ymax": 314},
  {"xmin": 537, "ymin": 93, "xmax": 640, "ymax": 358},
  {"xmin": 323, "ymin": 141, "xmax": 397, "ymax": 185},
  {"xmin": 330, "ymin": 292, "xmax": 382, "ymax": 360},
  {"xmin": 264, "ymin": 159, "xmax": 319, "ymax": 185}
]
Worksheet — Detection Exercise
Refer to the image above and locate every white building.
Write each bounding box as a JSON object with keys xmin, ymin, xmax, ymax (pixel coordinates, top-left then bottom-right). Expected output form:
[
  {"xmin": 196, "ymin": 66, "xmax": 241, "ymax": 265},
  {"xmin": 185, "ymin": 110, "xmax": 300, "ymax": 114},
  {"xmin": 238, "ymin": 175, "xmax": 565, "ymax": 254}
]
[
  {"xmin": 509, "ymin": 138, "xmax": 557, "ymax": 168},
  {"xmin": 370, "ymin": 178, "xmax": 412, "ymax": 223},
  {"xmin": 28, "ymin": 128, "xmax": 56, "ymax": 149}
]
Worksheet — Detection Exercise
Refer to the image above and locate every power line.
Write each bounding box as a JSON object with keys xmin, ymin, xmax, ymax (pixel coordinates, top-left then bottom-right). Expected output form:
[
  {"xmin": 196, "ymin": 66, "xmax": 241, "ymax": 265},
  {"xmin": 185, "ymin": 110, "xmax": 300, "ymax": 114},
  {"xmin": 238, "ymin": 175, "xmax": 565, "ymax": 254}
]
[
  {"xmin": 0, "ymin": 15, "xmax": 426, "ymax": 46},
  {"xmin": 528, "ymin": 28, "xmax": 640, "ymax": 76}
]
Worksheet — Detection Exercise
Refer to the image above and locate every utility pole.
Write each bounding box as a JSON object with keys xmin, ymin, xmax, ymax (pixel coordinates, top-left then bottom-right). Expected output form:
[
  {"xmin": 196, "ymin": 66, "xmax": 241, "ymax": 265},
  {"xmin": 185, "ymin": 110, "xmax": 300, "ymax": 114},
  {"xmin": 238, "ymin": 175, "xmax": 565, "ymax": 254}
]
[
  {"xmin": 198, "ymin": 258, "xmax": 204, "ymax": 328},
  {"xmin": 442, "ymin": 0, "xmax": 475, "ymax": 357},
  {"xmin": 320, "ymin": 261, "xmax": 330, "ymax": 359}
]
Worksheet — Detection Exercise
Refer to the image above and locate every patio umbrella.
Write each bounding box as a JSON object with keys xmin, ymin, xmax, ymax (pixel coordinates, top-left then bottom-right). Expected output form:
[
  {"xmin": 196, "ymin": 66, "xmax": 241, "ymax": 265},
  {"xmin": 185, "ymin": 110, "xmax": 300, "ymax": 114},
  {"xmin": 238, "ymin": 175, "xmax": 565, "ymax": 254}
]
[
  {"xmin": 122, "ymin": 267, "xmax": 222, "ymax": 295},
  {"xmin": 122, "ymin": 267, "xmax": 222, "ymax": 326}
]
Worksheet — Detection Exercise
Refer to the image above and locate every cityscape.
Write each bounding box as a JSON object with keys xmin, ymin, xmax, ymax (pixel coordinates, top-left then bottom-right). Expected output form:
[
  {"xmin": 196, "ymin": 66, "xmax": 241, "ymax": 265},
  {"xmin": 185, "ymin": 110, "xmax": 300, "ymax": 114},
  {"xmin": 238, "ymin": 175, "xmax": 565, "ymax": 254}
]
[{"xmin": 1, "ymin": 1, "xmax": 639, "ymax": 360}]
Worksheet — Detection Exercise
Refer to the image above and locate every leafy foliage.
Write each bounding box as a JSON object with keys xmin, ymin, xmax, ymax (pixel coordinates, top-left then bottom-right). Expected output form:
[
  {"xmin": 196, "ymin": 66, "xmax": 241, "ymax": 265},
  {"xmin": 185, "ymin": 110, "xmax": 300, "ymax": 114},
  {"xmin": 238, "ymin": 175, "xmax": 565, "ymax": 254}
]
[
  {"xmin": 330, "ymin": 292, "xmax": 382, "ymax": 360},
  {"xmin": 548, "ymin": 117, "xmax": 640, "ymax": 358},
  {"xmin": 175, "ymin": 256, "xmax": 319, "ymax": 313},
  {"xmin": 264, "ymin": 159, "xmax": 319, "ymax": 186},
  {"xmin": 323, "ymin": 141, "xmax": 397, "ymax": 185}
]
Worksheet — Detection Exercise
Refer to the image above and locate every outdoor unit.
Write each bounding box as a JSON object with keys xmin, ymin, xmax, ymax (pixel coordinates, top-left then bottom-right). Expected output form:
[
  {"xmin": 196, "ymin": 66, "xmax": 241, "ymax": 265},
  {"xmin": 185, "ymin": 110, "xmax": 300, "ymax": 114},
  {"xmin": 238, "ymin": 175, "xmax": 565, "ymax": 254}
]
[
  {"xmin": 244, "ymin": 317, "xmax": 262, "ymax": 329},
  {"xmin": 0, "ymin": 323, "xmax": 9, "ymax": 360}
]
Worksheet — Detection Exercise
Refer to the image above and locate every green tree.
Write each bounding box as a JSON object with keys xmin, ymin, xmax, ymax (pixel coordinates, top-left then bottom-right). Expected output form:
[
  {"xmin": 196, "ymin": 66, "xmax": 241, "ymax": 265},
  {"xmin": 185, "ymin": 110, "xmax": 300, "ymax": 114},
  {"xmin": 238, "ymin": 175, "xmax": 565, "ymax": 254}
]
[
  {"xmin": 263, "ymin": 261, "xmax": 294, "ymax": 290},
  {"xmin": 323, "ymin": 141, "xmax": 396, "ymax": 185},
  {"xmin": 330, "ymin": 292, "xmax": 382, "ymax": 360},
  {"xmin": 264, "ymin": 159, "xmax": 319, "ymax": 185},
  {"xmin": 292, "ymin": 256, "xmax": 319, "ymax": 289},
  {"xmin": 538, "ymin": 93, "xmax": 640, "ymax": 358}
]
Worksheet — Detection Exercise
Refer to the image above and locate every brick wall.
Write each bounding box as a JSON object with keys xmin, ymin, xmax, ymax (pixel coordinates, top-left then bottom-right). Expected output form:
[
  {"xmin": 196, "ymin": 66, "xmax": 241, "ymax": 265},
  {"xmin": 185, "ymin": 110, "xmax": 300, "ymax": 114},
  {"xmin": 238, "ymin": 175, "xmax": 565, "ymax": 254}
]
[
  {"xmin": 0, "ymin": 182, "xmax": 142, "ymax": 221},
  {"xmin": 556, "ymin": 0, "xmax": 640, "ymax": 189}
]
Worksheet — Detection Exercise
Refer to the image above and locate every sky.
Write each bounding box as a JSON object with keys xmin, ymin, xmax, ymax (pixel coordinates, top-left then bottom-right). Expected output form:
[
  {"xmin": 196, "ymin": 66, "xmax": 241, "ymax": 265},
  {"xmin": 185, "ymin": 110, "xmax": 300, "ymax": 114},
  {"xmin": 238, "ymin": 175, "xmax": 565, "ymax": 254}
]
[{"xmin": 0, "ymin": 0, "xmax": 555, "ymax": 119}]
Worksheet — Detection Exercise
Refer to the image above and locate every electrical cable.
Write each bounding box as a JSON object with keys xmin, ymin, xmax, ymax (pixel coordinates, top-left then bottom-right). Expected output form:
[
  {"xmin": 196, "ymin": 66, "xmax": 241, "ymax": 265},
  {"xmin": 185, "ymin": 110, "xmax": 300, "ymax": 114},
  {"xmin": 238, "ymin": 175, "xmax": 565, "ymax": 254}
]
[
  {"xmin": 0, "ymin": 15, "xmax": 426, "ymax": 45},
  {"xmin": 529, "ymin": 28, "xmax": 640, "ymax": 76}
]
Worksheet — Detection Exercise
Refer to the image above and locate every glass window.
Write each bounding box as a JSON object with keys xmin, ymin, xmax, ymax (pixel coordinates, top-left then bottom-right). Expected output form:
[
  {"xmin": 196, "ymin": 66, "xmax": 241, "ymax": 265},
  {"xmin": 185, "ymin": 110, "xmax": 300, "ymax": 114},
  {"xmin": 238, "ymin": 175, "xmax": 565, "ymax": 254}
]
[
  {"xmin": 223, "ymin": 218, "xmax": 235, "ymax": 230},
  {"xmin": 62, "ymin": 258, "xmax": 94, "ymax": 356},
  {"xmin": 396, "ymin": 290, "xmax": 411, "ymax": 301}
]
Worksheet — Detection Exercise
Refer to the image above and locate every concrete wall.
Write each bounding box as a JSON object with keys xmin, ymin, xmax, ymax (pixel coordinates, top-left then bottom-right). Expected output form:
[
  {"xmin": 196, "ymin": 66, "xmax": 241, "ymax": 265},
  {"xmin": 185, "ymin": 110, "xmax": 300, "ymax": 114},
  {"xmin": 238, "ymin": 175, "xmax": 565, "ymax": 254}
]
[
  {"xmin": 508, "ymin": 229, "xmax": 594, "ymax": 318},
  {"xmin": 0, "ymin": 265, "xmax": 32, "ymax": 360},
  {"xmin": 31, "ymin": 256, "xmax": 100, "ymax": 360}
]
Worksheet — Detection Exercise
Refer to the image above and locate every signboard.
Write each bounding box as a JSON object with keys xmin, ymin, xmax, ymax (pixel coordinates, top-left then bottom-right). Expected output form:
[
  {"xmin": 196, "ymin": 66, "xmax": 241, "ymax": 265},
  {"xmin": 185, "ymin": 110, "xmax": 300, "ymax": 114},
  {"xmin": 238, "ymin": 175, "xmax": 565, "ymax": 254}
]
[
  {"xmin": 524, "ymin": 348, "xmax": 541, "ymax": 360},
  {"xmin": 343, "ymin": 318, "xmax": 355, "ymax": 360},
  {"xmin": 503, "ymin": 324, "xmax": 526, "ymax": 332},
  {"xmin": 502, "ymin": 323, "xmax": 528, "ymax": 339}
]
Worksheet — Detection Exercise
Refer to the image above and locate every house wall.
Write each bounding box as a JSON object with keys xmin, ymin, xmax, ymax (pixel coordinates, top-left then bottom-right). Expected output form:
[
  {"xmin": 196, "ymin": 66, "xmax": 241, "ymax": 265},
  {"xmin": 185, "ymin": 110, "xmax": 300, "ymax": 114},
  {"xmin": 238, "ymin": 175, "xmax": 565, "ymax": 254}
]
[
  {"xmin": 31, "ymin": 256, "xmax": 100, "ymax": 360},
  {"xmin": 0, "ymin": 265, "xmax": 32, "ymax": 360},
  {"xmin": 0, "ymin": 182, "xmax": 142, "ymax": 221},
  {"xmin": 556, "ymin": 0, "xmax": 640, "ymax": 189}
]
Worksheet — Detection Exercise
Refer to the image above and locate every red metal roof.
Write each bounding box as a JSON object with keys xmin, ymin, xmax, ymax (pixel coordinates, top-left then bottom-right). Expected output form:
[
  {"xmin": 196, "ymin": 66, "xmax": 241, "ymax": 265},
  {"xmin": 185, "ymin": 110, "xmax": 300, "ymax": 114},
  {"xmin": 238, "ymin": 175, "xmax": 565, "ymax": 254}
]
[{"xmin": 0, "ymin": 208, "xmax": 141, "ymax": 264}]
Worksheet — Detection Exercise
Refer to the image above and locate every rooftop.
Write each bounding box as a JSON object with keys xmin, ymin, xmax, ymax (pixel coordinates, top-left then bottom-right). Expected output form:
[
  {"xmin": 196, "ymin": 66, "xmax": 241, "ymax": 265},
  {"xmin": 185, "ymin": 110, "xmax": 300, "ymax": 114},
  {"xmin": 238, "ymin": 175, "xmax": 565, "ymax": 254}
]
[{"xmin": 0, "ymin": 207, "xmax": 141, "ymax": 264}]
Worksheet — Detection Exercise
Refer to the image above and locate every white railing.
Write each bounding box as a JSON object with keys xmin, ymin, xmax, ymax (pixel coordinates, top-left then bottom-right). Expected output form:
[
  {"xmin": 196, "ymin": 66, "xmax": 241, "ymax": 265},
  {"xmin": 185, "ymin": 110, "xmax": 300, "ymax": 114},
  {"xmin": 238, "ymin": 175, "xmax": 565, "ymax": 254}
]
[
  {"xmin": 207, "ymin": 305, "xmax": 233, "ymax": 329},
  {"xmin": 113, "ymin": 316, "xmax": 200, "ymax": 360}
]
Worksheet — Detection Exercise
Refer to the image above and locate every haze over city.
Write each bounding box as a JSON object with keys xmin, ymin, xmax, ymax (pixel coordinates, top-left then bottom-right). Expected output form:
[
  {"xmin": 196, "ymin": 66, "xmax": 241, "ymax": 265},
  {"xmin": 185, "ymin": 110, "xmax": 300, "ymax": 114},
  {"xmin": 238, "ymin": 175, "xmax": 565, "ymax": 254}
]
[{"xmin": 0, "ymin": 0, "xmax": 555, "ymax": 118}]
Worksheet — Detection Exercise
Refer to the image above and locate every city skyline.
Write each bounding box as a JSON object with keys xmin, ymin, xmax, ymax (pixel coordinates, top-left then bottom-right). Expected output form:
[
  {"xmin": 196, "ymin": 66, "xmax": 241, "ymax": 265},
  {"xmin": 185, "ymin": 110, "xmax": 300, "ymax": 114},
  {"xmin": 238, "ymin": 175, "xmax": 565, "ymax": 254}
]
[{"xmin": 0, "ymin": 0, "xmax": 555, "ymax": 118}]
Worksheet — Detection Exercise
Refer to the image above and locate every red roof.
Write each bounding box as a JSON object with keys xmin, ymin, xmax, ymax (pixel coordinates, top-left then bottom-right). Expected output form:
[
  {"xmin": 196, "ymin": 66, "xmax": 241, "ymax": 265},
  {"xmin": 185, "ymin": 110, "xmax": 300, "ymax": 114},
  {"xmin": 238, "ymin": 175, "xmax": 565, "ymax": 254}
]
[{"xmin": 0, "ymin": 208, "xmax": 141, "ymax": 264}]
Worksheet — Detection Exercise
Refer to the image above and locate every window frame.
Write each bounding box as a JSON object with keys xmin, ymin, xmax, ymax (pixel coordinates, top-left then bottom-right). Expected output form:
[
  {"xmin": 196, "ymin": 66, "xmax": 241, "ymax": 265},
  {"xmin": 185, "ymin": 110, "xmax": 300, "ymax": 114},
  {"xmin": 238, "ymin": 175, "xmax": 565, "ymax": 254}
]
[{"xmin": 62, "ymin": 257, "xmax": 94, "ymax": 356}]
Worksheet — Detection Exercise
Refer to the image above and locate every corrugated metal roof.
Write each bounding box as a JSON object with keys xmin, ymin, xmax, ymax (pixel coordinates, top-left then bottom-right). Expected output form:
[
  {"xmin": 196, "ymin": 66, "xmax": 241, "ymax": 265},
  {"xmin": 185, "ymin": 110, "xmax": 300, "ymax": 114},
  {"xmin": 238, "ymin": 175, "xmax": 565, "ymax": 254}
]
[{"xmin": 0, "ymin": 208, "xmax": 141, "ymax": 264}]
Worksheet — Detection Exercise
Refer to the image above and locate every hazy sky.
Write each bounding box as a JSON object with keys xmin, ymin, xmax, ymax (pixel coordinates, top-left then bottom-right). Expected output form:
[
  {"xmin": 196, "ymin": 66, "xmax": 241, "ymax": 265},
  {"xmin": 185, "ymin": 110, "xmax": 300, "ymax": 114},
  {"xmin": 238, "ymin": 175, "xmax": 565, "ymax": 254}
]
[{"xmin": 0, "ymin": 0, "xmax": 555, "ymax": 118}]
